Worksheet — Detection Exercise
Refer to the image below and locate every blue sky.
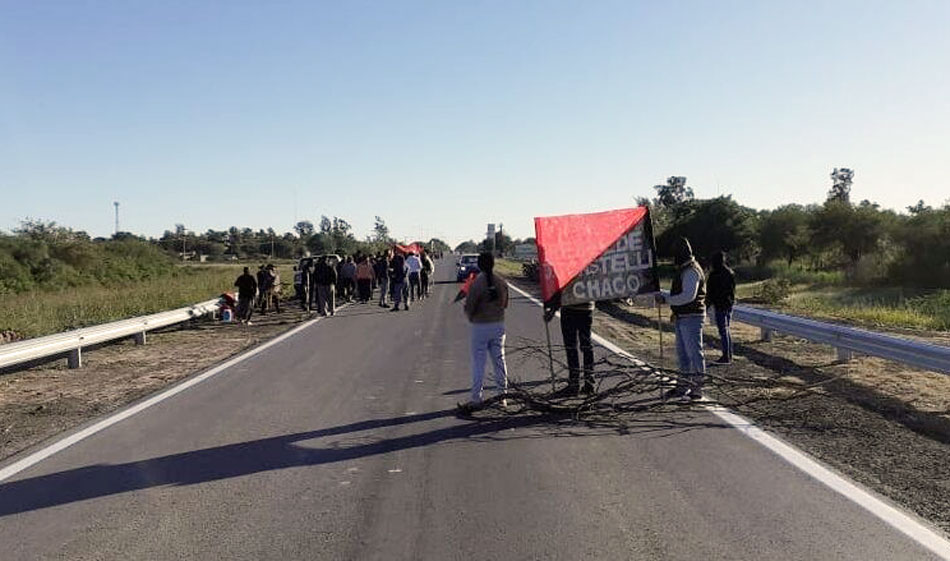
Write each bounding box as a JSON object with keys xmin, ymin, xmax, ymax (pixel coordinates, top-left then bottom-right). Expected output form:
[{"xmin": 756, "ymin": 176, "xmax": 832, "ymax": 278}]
[{"xmin": 2, "ymin": 0, "xmax": 948, "ymax": 245}]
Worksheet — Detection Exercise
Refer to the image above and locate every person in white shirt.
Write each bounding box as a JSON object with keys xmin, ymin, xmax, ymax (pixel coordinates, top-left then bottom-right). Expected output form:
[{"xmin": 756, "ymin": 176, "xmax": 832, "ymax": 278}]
[{"xmin": 405, "ymin": 252, "xmax": 423, "ymax": 302}]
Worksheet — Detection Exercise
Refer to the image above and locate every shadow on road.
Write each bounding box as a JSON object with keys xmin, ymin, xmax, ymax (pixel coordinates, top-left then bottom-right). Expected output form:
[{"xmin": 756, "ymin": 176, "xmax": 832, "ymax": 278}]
[{"xmin": 0, "ymin": 405, "xmax": 723, "ymax": 517}]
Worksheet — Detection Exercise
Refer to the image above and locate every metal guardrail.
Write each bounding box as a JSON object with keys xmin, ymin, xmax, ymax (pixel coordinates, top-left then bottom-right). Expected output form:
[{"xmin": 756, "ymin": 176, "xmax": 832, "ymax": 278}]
[
  {"xmin": 0, "ymin": 299, "xmax": 221, "ymax": 370},
  {"xmin": 732, "ymin": 305, "xmax": 950, "ymax": 375}
]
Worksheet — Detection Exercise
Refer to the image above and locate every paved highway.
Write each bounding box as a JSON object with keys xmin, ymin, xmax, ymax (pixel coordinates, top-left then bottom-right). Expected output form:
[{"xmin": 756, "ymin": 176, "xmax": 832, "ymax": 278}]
[{"xmin": 0, "ymin": 261, "xmax": 946, "ymax": 560}]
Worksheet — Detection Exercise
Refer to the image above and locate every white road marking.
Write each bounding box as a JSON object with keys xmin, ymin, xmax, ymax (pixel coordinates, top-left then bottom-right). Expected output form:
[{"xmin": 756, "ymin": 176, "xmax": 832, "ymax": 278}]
[
  {"xmin": 507, "ymin": 282, "xmax": 950, "ymax": 559},
  {"xmin": 387, "ymin": 468, "xmax": 402, "ymax": 474},
  {"xmin": 0, "ymin": 307, "xmax": 347, "ymax": 484}
]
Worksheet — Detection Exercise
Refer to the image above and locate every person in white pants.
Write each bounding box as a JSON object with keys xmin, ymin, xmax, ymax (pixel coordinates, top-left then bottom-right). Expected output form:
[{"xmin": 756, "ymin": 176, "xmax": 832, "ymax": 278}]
[{"xmin": 460, "ymin": 253, "xmax": 509, "ymax": 411}]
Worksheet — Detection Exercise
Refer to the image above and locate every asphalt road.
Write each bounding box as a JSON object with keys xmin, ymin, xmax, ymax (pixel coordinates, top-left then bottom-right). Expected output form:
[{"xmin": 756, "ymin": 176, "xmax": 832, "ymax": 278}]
[{"xmin": 0, "ymin": 260, "xmax": 945, "ymax": 560}]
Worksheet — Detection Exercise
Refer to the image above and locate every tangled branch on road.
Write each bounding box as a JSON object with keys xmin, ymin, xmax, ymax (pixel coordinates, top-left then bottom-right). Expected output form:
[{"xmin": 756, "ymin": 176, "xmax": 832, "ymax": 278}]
[{"xmin": 464, "ymin": 337, "xmax": 857, "ymax": 429}]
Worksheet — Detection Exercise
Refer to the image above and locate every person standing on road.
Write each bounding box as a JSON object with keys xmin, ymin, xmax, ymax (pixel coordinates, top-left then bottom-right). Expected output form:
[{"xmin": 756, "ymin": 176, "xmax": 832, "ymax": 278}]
[
  {"xmin": 299, "ymin": 261, "xmax": 312, "ymax": 312},
  {"xmin": 420, "ymin": 250, "xmax": 434, "ymax": 299},
  {"xmin": 314, "ymin": 256, "xmax": 338, "ymax": 316},
  {"xmin": 356, "ymin": 256, "xmax": 374, "ymax": 303},
  {"xmin": 707, "ymin": 250, "xmax": 736, "ymax": 364},
  {"xmin": 262, "ymin": 264, "xmax": 282, "ymax": 314},
  {"xmin": 459, "ymin": 252, "xmax": 510, "ymax": 411},
  {"xmin": 544, "ymin": 295, "xmax": 596, "ymax": 395},
  {"xmin": 389, "ymin": 252, "xmax": 409, "ymax": 311},
  {"xmin": 340, "ymin": 257, "xmax": 357, "ymax": 303},
  {"xmin": 406, "ymin": 251, "xmax": 423, "ymax": 302},
  {"xmin": 234, "ymin": 266, "xmax": 258, "ymax": 324},
  {"xmin": 375, "ymin": 251, "xmax": 391, "ymax": 307},
  {"xmin": 656, "ymin": 237, "xmax": 707, "ymax": 400}
]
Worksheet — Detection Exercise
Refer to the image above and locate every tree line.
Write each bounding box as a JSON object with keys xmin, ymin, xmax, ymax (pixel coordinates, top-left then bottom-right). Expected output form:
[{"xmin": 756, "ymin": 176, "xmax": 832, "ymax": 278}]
[
  {"xmin": 0, "ymin": 216, "xmax": 452, "ymax": 295},
  {"xmin": 644, "ymin": 172, "xmax": 949, "ymax": 288}
]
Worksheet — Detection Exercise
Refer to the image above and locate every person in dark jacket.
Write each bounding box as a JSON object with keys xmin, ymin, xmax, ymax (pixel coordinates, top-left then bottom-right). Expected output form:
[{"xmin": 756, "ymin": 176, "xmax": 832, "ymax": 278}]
[
  {"xmin": 375, "ymin": 252, "xmax": 391, "ymax": 307},
  {"xmin": 389, "ymin": 252, "xmax": 409, "ymax": 311},
  {"xmin": 656, "ymin": 237, "xmax": 707, "ymax": 400},
  {"xmin": 234, "ymin": 267, "xmax": 258, "ymax": 324},
  {"xmin": 707, "ymin": 250, "xmax": 736, "ymax": 364},
  {"xmin": 313, "ymin": 256, "xmax": 338, "ymax": 316}
]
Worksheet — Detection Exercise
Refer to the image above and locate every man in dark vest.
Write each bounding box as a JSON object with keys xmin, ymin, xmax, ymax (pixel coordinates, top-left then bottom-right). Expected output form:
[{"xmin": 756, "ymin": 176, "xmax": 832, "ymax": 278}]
[{"xmin": 657, "ymin": 237, "xmax": 707, "ymax": 400}]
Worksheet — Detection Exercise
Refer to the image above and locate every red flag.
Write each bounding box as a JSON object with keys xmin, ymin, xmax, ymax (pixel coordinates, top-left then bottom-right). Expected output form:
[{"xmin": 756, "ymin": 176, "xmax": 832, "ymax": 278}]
[
  {"xmin": 454, "ymin": 271, "xmax": 478, "ymax": 302},
  {"xmin": 534, "ymin": 206, "xmax": 649, "ymax": 302}
]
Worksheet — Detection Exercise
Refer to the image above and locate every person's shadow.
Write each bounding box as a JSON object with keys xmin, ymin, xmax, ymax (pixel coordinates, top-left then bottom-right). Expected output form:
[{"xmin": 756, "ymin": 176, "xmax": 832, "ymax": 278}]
[{"xmin": 0, "ymin": 409, "xmax": 551, "ymax": 517}]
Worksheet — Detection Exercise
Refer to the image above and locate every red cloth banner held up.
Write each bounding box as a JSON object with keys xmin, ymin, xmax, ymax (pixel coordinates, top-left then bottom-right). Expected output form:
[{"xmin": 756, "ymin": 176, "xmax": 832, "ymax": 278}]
[{"xmin": 534, "ymin": 206, "xmax": 656, "ymax": 304}]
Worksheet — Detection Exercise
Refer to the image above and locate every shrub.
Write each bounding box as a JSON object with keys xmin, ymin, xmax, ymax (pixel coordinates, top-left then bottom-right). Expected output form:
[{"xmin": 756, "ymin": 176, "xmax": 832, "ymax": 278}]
[{"xmin": 754, "ymin": 278, "xmax": 791, "ymax": 304}]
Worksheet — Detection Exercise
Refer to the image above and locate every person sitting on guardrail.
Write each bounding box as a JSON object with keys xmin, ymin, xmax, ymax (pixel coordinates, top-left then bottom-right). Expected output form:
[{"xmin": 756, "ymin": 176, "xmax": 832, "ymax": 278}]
[
  {"xmin": 656, "ymin": 237, "xmax": 707, "ymax": 400},
  {"xmin": 707, "ymin": 250, "xmax": 736, "ymax": 365},
  {"xmin": 234, "ymin": 267, "xmax": 258, "ymax": 324}
]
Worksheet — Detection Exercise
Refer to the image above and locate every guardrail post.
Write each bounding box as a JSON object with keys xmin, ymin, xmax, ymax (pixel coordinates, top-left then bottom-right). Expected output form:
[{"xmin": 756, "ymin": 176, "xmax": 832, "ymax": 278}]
[
  {"xmin": 134, "ymin": 332, "xmax": 147, "ymax": 345},
  {"xmin": 760, "ymin": 328, "xmax": 773, "ymax": 342},
  {"xmin": 68, "ymin": 348, "xmax": 82, "ymax": 369},
  {"xmin": 836, "ymin": 347, "xmax": 854, "ymax": 362}
]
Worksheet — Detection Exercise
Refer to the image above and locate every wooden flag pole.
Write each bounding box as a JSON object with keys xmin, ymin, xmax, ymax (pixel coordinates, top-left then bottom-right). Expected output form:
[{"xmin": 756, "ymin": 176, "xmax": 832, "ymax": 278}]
[{"xmin": 544, "ymin": 320, "xmax": 556, "ymax": 392}]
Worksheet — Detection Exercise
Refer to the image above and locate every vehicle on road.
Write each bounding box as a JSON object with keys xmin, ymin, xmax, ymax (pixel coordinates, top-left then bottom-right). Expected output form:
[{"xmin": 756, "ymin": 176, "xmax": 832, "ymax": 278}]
[
  {"xmin": 298, "ymin": 254, "xmax": 341, "ymax": 272},
  {"xmin": 456, "ymin": 253, "xmax": 479, "ymax": 282}
]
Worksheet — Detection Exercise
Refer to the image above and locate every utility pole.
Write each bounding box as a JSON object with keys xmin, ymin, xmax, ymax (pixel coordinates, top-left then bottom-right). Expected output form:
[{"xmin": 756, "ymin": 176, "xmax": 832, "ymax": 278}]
[{"xmin": 113, "ymin": 201, "xmax": 119, "ymax": 235}]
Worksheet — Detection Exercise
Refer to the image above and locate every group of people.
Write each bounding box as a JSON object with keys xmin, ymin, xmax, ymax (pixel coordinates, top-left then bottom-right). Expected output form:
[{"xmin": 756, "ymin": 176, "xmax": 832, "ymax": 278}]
[
  {"xmin": 536, "ymin": 236, "xmax": 736, "ymax": 403},
  {"xmin": 232, "ymin": 264, "xmax": 282, "ymax": 324},
  {"xmin": 232, "ymin": 241, "xmax": 735, "ymax": 411},
  {"xmin": 292, "ymin": 249, "xmax": 437, "ymax": 316}
]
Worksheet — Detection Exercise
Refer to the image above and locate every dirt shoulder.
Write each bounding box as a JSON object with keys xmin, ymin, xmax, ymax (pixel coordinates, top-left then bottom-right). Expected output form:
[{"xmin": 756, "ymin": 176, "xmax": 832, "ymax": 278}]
[
  {"xmin": 0, "ymin": 303, "xmax": 311, "ymax": 463},
  {"xmin": 509, "ymin": 276, "xmax": 950, "ymax": 535}
]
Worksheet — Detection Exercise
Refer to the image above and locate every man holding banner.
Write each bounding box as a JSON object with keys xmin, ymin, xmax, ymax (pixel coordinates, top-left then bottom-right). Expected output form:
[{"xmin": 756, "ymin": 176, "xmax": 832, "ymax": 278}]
[
  {"xmin": 656, "ymin": 237, "xmax": 707, "ymax": 400},
  {"xmin": 535, "ymin": 206, "xmax": 660, "ymax": 394},
  {"xmin": 544, "ymin": 297, "xmax": 595, "ymax": 395}
]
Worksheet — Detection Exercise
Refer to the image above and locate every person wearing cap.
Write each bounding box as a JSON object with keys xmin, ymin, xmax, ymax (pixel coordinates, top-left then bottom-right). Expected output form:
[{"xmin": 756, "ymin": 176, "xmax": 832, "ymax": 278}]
[{"xmin": 656, "ymin": 237, "xmax": 707, "ymax": 400}]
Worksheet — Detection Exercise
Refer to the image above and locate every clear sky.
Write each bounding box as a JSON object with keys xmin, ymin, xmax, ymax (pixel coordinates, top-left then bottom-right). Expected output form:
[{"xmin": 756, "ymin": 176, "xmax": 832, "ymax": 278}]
[{"xmin": 2, "ymin": 0, "xmax": 948, "ymax": 246}]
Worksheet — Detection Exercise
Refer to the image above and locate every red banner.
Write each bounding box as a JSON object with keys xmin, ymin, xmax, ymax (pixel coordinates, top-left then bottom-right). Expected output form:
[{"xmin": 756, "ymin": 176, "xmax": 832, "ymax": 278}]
[
  {"xmin": 393, "ymin": 243, "xmax": 422, "ymax": 255},
  {"xmin": 534, "ymin": 206, "xmax": 656, "ymax": 304}
]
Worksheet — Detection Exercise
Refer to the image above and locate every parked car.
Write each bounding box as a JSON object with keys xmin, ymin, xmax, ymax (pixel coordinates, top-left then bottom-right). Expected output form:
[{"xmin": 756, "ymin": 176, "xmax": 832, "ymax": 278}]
[{"xmin": 456, "ymin": 253, "xmax": 480, "ymax": 282}]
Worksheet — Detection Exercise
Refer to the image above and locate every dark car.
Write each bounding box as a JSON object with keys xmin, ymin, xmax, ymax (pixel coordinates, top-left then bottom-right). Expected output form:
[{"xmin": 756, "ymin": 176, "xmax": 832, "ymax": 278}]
[{"xmin": 456, "ymin": 253, "xmax": 480, "ymax": 282}]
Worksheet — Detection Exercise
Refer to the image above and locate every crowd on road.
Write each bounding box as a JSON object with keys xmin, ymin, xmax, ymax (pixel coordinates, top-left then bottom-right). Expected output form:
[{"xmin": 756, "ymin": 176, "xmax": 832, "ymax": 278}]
[
  {"xmin": 230, "ymin": 240, "xmax": 735, "ymax": 412},
  {"xmin": 230, "ymin": 249, "xmax": 438, "ymax": 324},
  {"xmin": 292, "ymin": 249, "xmax": 436, "ymax": 316}
]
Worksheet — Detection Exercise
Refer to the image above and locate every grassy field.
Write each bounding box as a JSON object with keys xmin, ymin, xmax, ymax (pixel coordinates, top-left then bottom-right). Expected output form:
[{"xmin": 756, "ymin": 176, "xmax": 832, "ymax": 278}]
[{"xmin": 0, "ymin": 263, "xmax": 295, "ymax": 339}]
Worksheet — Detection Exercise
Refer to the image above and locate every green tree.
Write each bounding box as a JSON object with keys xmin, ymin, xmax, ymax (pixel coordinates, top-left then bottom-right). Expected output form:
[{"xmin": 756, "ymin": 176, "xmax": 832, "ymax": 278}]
[
  {"xmin": 373, "ymin": 216, "xmax": 391, "ymax": 243},
  {"xmin": 653, "ymin": 176, "xmax": 694, "ymax": 210},
  {"xmin": 455, "ymin": 240, "xmax": 478, "ymax": 253},
  {"xmin": 657, "ymin": 196, "xmax": 758, "ymax": 263},
  {"xmin": 828, "ymin": 168, "xmax": 854, "ymax": 203},
  {"xmin": 294, "ymin": 221, "xmax": 315, "ymax": 238},
  {"xmin": 758, "ymin": 204, "xmax": 813, "ymax": 266}
]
